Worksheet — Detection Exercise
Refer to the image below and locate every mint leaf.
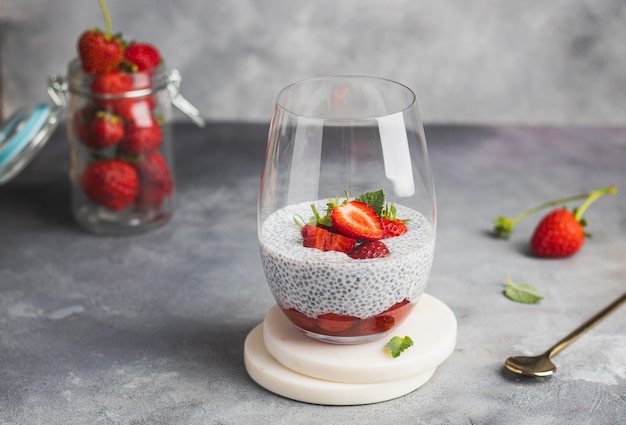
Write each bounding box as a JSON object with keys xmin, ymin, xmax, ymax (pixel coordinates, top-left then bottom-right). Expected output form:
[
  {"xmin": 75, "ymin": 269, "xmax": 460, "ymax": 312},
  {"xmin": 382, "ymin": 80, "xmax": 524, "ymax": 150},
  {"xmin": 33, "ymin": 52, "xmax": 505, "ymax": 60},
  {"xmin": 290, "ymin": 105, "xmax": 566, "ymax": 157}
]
[
  {"xmin": 384, "ymin": 336, "xmax": 414, "ymax": 358},
  {"xmin": 504, "ymin": 275, "xmax": 543, "ymax": 304},
  {"xmin": 356, "ymin": 189, "xmax": 385, "ymax": 216}
]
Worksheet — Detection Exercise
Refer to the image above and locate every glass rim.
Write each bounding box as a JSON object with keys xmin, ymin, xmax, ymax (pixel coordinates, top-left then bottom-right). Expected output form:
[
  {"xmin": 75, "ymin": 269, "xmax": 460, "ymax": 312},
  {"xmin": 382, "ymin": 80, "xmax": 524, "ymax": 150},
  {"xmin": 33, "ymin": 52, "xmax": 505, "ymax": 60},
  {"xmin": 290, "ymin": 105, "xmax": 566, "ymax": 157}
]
[{"xmin": 275, "ymin": 75, "xmax": 417, "ymax": 121}]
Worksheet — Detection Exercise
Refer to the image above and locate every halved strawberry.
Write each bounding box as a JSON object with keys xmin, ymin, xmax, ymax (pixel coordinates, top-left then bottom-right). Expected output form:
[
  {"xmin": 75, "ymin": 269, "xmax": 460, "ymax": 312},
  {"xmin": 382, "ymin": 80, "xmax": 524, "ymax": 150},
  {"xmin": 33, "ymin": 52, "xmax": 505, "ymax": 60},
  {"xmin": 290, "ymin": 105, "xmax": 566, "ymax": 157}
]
[
  {"xmin": 331, "ymin": 200, "xmax": 383, "ymax": 241},
  {"xmin": 349, "ymin": 241, "xmax": 390, "ymax": 259},
  {"xmin": 301, "ymin": 224, "xmax": 356, "ymax": 254}
]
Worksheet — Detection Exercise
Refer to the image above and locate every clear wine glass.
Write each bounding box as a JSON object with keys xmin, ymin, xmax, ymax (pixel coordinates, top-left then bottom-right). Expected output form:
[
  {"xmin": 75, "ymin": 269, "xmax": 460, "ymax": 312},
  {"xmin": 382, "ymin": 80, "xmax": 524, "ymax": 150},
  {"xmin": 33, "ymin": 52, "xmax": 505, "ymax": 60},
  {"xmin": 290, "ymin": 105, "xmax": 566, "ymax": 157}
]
[{"xmin": 258, "ymin": 76, "xmax": 436, "ymax": 344}]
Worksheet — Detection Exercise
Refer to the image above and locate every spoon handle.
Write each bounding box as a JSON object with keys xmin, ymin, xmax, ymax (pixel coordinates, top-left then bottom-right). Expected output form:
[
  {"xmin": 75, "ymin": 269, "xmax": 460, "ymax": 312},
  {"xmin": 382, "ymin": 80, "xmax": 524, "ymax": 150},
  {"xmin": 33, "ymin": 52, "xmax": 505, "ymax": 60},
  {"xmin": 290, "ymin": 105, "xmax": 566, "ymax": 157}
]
[{"xmin": 547, "ymin": 291, "xmax": 626, "ymax": 359}]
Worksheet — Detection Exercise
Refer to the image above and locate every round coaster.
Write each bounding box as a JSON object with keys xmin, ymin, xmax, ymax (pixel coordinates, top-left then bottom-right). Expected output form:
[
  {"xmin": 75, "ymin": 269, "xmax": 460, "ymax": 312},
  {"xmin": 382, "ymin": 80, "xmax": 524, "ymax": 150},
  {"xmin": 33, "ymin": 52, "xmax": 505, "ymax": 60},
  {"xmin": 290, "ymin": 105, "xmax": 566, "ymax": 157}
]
[
  {"xmin": 243, "ymin": 294, "xmax": 457, "ymax": 405},
  {"xmin": 244, "ymin": 324, "xmax": 436, "ymax": 405},
  {"xmin": 263, "ymin": 293, "xmax": 456, "ymax": 383}
]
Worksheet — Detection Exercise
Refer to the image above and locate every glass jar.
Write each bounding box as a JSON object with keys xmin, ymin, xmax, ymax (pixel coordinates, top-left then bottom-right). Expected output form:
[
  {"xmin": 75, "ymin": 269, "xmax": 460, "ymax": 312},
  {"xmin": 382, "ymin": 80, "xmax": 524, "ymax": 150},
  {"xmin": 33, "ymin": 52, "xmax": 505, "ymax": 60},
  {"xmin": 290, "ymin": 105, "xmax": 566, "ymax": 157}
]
[{"xmin": 48, "ymin": 59, "xmax": 203, "ymax": 235}]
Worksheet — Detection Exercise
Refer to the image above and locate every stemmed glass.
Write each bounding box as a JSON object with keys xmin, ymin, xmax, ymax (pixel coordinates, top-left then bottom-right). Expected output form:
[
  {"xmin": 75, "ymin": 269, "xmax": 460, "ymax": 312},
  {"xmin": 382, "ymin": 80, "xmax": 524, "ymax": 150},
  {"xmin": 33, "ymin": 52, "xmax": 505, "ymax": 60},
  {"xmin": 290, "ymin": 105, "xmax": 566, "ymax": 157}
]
[{"xmin": 258, "ymin": 76, "xmax": 436, "ymax": 344}]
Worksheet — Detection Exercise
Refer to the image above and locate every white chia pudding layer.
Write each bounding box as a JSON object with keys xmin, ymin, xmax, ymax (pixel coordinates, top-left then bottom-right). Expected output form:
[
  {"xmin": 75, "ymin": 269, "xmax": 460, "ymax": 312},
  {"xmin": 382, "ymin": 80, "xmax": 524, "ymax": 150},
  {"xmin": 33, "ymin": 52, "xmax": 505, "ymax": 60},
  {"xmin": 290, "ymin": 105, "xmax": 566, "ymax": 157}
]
[{"xmin": 260, "ymin": 201, "xmax": 434, "ymax": 319}]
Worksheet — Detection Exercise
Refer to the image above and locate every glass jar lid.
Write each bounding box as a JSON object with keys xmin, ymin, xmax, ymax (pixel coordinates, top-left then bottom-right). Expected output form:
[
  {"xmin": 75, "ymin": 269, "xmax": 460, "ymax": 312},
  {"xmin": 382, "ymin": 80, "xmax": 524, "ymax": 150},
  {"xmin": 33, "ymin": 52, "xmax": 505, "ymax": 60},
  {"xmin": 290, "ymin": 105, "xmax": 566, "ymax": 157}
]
[{"xmin": 0, "ymin": 103, "xmax": 60, "ymax": 184}]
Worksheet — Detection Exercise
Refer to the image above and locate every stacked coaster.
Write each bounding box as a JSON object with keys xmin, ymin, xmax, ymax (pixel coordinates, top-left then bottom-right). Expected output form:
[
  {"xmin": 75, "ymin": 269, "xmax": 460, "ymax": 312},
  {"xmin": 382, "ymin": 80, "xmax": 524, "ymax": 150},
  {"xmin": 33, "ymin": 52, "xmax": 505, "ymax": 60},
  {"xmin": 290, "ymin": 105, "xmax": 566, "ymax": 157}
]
[{"xmin": 244, "ymin": 294, "xmax": 457, "ymax": 405}]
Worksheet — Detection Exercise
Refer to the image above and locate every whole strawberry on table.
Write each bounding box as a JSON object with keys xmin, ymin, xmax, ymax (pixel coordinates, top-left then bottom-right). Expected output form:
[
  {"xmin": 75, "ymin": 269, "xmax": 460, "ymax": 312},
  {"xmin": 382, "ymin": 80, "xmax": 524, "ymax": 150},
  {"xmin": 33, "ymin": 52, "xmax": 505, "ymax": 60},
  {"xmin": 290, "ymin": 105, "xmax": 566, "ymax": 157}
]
[
  {"xmin": 493, "ymin": 185, "xmax": 618, "ymax": 257},
  {"xmin": 73, "ymin": 0, "xmax": 173, "ymax": 215}
]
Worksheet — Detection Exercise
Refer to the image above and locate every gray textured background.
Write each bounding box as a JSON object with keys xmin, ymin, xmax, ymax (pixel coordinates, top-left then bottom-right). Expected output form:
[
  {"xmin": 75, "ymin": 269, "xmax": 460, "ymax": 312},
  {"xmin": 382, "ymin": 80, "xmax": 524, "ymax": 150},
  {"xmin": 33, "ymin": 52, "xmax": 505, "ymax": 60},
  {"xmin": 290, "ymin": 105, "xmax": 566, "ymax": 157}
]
[{"xmin": 1, "ymin": 0, "xmax": 626, "ymax": 125}]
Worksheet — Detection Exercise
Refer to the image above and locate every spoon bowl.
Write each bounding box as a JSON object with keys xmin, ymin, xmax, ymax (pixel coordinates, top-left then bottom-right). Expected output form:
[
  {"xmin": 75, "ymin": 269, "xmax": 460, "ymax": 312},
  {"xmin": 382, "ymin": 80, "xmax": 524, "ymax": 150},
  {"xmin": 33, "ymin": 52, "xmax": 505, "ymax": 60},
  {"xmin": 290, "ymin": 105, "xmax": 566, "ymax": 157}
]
[
  {"xmin": 504, "ymin": 291, "xmax": 626, "ymax": 377},
  {"xmin": 505, "ymin": 352, "xmax": 556, "ymax": 377}
]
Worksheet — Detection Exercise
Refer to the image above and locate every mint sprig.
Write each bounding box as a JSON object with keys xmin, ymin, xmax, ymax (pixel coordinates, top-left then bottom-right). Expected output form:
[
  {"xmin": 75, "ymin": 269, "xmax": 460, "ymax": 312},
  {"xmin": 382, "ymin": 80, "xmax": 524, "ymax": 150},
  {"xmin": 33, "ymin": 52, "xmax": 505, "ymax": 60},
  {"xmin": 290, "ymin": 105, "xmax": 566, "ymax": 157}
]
[
  {"xmin": 356, "ymin": 189, "xmax": 386, "ymax": 216},
  {"xmin": 504, "ymin": 275, "xmax": 543, "ymax": 304},
  {"xmin": 384, "ymin": 336, "xmax": 414, "ymax": 358}
]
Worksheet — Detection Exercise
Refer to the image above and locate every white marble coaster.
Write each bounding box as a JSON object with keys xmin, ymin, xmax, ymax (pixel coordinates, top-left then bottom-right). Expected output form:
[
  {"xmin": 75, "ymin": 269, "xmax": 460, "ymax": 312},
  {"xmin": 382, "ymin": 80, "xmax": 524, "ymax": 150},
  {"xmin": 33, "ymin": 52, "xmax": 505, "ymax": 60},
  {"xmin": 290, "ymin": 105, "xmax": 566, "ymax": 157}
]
[{"xmin": 244, "ymin": 294, "xmax": 457, "ymax": 405}]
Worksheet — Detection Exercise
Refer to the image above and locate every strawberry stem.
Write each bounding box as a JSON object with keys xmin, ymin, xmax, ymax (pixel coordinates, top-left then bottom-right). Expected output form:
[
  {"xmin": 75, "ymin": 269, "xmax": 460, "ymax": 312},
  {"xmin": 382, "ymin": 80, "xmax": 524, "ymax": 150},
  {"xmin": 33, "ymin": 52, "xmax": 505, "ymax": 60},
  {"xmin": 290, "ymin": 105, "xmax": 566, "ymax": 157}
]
[
  {"xmin": 99, "ymin": 0, "xmax": 113, "ymax": 39},
  {"xmin": 493, "ymin": 185, "xmax": 618, "ymax": 238},
  {"xmin": 573, "ymin": 185, "xmax": 618, "ymax": 221}
]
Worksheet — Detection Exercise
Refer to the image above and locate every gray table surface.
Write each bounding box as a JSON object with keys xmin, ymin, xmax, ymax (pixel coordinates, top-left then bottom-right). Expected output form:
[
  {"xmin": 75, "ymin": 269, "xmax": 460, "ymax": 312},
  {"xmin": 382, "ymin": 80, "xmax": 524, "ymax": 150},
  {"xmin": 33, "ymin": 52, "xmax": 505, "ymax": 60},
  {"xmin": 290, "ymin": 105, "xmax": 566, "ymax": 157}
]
[{"xmin": 1, "ymin": 123, "xmax": 625, "ymax": 424}]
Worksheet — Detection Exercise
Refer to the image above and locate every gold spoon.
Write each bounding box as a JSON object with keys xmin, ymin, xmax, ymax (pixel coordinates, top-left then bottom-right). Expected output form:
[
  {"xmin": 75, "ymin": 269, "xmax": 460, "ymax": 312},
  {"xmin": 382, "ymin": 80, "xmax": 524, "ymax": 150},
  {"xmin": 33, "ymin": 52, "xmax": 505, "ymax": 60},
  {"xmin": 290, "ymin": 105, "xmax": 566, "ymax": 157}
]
[{"xmin": 505, "ymin": 291, "xmax": 626, "ymax": 377}]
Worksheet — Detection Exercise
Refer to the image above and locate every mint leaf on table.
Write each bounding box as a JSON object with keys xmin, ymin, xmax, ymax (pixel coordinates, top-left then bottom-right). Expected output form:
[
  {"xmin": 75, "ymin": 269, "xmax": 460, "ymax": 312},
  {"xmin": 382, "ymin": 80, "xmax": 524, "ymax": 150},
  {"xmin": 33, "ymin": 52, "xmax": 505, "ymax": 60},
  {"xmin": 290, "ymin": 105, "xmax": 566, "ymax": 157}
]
[
  {"xmin": 356, "ymin": 189, "xmax": 386, "ymax": 216},
  {"xmin": 384, "ymin": 336, "xmax": 414, "ymax": 358},
  {"xmin": 504, "ymin": 275, "xmax": 543, "ymax": 304}
]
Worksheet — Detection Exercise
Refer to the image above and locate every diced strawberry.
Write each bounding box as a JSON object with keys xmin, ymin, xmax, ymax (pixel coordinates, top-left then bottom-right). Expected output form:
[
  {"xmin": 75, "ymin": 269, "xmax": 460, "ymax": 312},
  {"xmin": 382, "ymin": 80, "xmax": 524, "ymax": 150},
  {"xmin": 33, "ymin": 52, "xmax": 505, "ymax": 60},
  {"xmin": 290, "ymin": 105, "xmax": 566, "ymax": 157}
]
[
  {"xmin": 331, "ymin": 200, "xmax": 383, "ymax": 241},
  {"xmin": 354, "ymin": 302, "xmax": 414, "ymax": 336},
  {"xmin": 281, "ymin": 308, "xmax": 317, "ymax": 333},
  {"xmin": 373, "ymin": 315, "xmax": 396, "ymax": 332},
  {"xmin": 370, "ymin": 300, "xmax": 414, "ymax": 334},
  {"xmin": 301, "ymin": 224, "xmax": 356, "ymax": 254},
  {"xmin": 316, "ymin": 313, "xmax": 358, "ymax": 335},
  {"xmin": 382, "ymin": 217, "xmax": 408, "ymax": 238},
  {"xmin": 349, "ymin": 240, "xmax": 390, "ymax": 259},
  {"xmin": 354, "ymin": 315, "xmax": 394, "ymax": 336},
  {"xmin": 385, "ymin": 299, "xmax": 410, "ymax": 313}
]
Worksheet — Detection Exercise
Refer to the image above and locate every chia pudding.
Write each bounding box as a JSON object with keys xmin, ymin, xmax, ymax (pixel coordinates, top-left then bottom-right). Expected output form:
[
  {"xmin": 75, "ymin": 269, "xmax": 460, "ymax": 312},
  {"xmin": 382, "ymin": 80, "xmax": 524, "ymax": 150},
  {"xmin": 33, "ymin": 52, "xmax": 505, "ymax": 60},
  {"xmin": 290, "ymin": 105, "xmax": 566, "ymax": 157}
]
[{"xmin": 260, "ymin": 200, "xmax": 434, "ymax": 342}]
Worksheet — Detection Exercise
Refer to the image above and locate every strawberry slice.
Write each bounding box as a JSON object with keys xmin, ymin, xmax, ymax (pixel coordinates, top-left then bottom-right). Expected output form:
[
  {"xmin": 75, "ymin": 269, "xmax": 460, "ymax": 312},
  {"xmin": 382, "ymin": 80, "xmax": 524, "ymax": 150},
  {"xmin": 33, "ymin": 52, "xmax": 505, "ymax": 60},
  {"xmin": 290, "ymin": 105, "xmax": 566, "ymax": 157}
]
[
  {"xmin": 301, "ymin": 224, "xmax": 356, "ymax": 254},
  {"xmin": 331, "ymin": 200, "xmax": 383, "ymax": 241}
]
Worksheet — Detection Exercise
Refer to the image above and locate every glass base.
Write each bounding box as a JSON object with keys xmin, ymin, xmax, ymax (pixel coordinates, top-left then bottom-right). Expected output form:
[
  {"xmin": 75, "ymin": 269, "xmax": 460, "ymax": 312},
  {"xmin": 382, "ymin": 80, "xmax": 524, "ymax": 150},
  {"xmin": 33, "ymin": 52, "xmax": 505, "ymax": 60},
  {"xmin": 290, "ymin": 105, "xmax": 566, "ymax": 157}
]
[
  {"xmin": 74, "ymin": 203, "xmax": 172, "ymax": 236},
  {"xmin": 300, "ymin": 329, "xmax": 389, "ymax": 344}
]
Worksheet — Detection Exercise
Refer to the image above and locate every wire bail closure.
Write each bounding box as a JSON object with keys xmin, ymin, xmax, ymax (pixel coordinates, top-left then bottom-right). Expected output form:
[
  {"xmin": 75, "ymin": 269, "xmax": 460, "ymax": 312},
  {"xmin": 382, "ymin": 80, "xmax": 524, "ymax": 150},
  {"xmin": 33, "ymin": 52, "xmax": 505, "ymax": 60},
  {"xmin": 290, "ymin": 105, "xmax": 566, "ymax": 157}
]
[{"xmin": 47, "ymin": 69, "xmax": 205, "ymax": 127}]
